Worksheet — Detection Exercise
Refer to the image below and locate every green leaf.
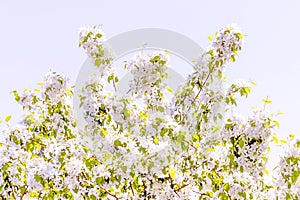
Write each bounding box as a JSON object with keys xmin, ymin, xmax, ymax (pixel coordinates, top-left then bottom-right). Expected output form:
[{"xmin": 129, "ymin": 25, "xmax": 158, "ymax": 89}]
[
  {"xmin": 235, "ymin": 33, "xmax": 243, "ymax": 40},
  {"xmin": 277, "ymin": 111, "xmax": 284, "ymax": 115},
  {"xmin": 148, "ymin": 161, "xmax": 154, "ymax": 170},
  {"xmin": 158, "ymin": 106, "xmax": 164, "ymax": 112},
  {"xmin": 26, "ymin": 142, "xmax": 34, "ymax": 152},
  {"xmin": 207, "ymin": 191, "xmax": 213, "ymax": 198},
  {"xmin": 272, "ymin": 136, "xmax": 279, "ymax": 144},
  {"xmin": 205, "ymin": 147, "xmax": 215, "ymax": 153},
  {"xmin": 264, "ymin": 169, "xmax": 269, "ymax": 175},
  {"xmin": 90, "ymin": 195, "xmax": 97, "ymax": 200},
  {"xmin": 262, "ymin": 98, "xmax": 272, "ymax": 104},
  {"xmin": 153, "ymin": 137, "xmax": 159, "ymax": 144},
  {"xmin": 114, "ymin": 76, "xmax": 119, "ymax": 83},
  {"xmin": 95, "ymin": 33, "xmax": 102, "ymax": 38},
  {"xmin": 96, "ymin": 177, "xmax": 105, "ymax": 185},
  {"xmin": 289, "ymin": 134, "xmax": 295, "ymax": 141},
  {"xmin": 219, "ymin": 192, "xmax": 229, "ymax": 200},
  {"xmin": 167, "ymin": 87, "xmax": 173, "ymax": 93},
  {"xmin": 192, "ymin": 134, "xmax": 200, "ymax": 141},
  {"xmin": 121, "ymin": 165, "xmax": 127, "ymax": 173},
  {"xmin": 2, "ymin": 162, "xmax": 10, "ymax": 171},
  {"xmin": 273, "ymin": 120, "xmax": 280, "ymax": 127},
  {"xmin": 208, "ymin": 36, "xmax": 213, "ymax": 41},
  {"xmin": 13, "ymin": 90, "xmax": 20, "ymax": 102},
  {"xmin": 114, "ymin": 139, "xmax": 122, "ymax": 147},
  {"xmin": 108, "ymin": 75, "xmax": 114, "ymax": 83},
  {"xmin": 239, "ymin": 191, "xmax": 246, "ymax": 198},
  {"xmin": 230, "ymin": 55, "xmax": 235, "ymax": 62},
  {"xmin": 94, "ymin": 59, "xmax": 101, "ymax": 67},
  {"xmin": 123, "ymin": 109, "xmax": 130, "ymax": 118},
  {"xmin": 20, "ymin": 185, "xmax": 27, "ymax": 196},
  {"xmin": 239, "ymin": 140, "xmax": 244, "ymax": 148},
  {"xmin": 5, "ymin": 115, "xmax": 12, "ymax": 122},
  {"xmin": 36, "ymin": 143, "xmax": 41, "ymax": 152},
  {"xmin": 101, "ymin": 128, "xmax": 108, "ymax": 137},
  {"xmin": 34, "ymin": 174, "xmax": 44, "ymax": 185},
  {"xmin": 168, "ymin": 167, "xmax": 176, "ymax": 179},
  {"xmin": 280, "ymin": 139, "xmax": 288, "ymax": 144},
  {"xmin": 291, "ymin": 171, "xmax": 299, "ymax": 184},
  {"xmin": 224, "ymin": 183, "xmax": 230, "ymax": 192}
]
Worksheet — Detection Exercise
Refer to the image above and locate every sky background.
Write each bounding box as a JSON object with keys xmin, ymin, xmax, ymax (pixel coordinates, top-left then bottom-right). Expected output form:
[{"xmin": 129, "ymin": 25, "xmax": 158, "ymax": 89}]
[{"xmin": 1, "ymin": 0, "xmax": 300, "ymax": 169}]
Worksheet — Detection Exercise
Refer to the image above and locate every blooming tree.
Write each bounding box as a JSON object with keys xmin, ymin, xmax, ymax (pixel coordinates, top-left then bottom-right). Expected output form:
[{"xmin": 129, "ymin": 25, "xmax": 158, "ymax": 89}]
[{"xmin": 0, "ymin": 24, "xmax": 299, "ymax": 199}]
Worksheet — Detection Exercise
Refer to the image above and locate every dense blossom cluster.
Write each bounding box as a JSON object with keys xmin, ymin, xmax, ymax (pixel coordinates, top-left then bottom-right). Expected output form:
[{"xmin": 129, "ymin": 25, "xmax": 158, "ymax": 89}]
[
  {"xmin": 0, "ymin": 24, "xmax": 299, "ymax": 199},
  {"xmin": 193, "ymin": 24, "xmax": 244, "ymax": 81},
  {"xmin": 275, "ymin": 140, "xmax": 300, "ymax": 199},
  {"xmin": 79, "ymin": 26, "xmax": 114, "ymax": 73},
  {"xmin": 210, "ymin": 24, "xmax": 244, "ymax": 68},
  {"xmin": 127, "ymin": 52, "xmax": 169, "ymax": 105},
  {"xmin": 222, "ymin": 108, "xmax": 273, "ymax": 178}
]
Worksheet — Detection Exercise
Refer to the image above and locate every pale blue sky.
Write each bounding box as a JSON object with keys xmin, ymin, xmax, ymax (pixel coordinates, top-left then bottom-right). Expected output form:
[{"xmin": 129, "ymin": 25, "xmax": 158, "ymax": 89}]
[{"xmin": 1, "ymin": 0, "xmax": 300, "ymax": 168}]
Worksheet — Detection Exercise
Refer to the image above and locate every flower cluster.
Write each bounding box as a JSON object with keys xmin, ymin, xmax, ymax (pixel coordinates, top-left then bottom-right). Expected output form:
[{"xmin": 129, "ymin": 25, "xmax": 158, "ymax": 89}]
[
  {"xmin": 210, "ymin": 24, "xmax": 244, "ymax": 68},
  {"xmin": 127, "ymin": 51, "xmax": 169, "ymax": 105},
  {"xmin": 41, "ymin": 71, "xmax": 69, "ymax": 103},
  {"xmin": 193, "ymin": 24, "xmax": 244, "ymax": 82},
  {"xmin": 275, "ymin": 140, "xmax": 300, "ymax": 199},
  {"xmin": 79, "ymin": 26, "xmax": 114, "ymax": 71},
  {"xmin": 222, "ymin": 108, "xmax": 275, "ymax": 178}
]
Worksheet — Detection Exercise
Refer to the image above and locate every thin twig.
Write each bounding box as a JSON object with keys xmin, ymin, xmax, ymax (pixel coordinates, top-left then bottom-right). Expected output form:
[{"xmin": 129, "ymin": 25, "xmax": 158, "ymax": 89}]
[
  {"xmin": 129, "ymin": 181, "xmax": 135, "ymax": 196},
  {"xmin": 20, "ymin": 186, "xmax": 27, "ymax": 200}
]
